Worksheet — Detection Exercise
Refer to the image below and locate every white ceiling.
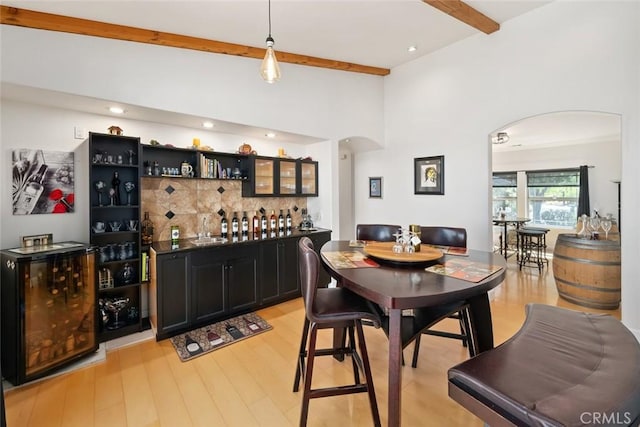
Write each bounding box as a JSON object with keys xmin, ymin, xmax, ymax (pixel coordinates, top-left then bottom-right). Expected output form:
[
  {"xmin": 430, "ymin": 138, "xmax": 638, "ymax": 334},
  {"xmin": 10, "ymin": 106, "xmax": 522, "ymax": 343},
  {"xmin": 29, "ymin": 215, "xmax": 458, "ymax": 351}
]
[
  {"xmin": 1, "ymin": 0, "xmax": 551, "ymax": 69},
  {"xmin": 491, "ymin": 111, "xmax": 621, "ymax": 152},
  {"xmin": 4, "ymin": 1, "xmax": 618, "ymax": 149}
]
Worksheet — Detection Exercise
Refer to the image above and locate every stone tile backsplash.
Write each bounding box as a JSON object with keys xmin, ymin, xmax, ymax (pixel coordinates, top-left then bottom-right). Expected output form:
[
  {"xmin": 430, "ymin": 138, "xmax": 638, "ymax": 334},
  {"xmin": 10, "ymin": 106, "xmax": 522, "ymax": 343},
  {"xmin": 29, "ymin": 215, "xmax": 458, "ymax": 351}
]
[{"xmin": 141, "ymin": 177, "xmax": 307, "ymax": 241}]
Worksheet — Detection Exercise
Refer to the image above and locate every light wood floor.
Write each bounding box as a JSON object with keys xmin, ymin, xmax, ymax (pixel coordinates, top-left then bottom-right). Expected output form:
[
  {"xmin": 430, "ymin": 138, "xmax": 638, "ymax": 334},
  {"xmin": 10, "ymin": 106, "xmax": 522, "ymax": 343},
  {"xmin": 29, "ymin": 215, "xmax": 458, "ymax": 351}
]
[{"xmin": 4, "ymin": 257, "xmax": 621, "ymax": 427}]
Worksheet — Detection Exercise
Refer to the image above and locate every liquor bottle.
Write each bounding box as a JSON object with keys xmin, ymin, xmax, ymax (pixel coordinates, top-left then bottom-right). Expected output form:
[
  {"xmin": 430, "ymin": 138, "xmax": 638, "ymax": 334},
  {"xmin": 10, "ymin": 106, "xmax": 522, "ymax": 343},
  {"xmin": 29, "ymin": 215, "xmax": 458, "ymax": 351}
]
[
  {"xmin": 269, "ymin": 210, "xmax": 277, "ymax": 232},
  {"xmin": 252, "ymin": 211, "xmax": 260, "ymax": 235},
  {"xmin": 171, "ymin": 225, "xmax": 180, "ymax": 243},
  {"xmin": 286, "ymin": 209, "xmax": 292, "ymax": 231},
  {"xmin": 50, "ymin": 265, "xmax": 60, "ymax": 295},
  {"xmin": 184, "ymin": 334, "xmax": 203, "ymax": 356},
  {"xmin": 241, "ymin": 211, "xmax": 249, "ymax": 236},
  {"xmin": 141, "ymin": 211, "xmax": 154, "ymax": 244},
  {"xmin": 261, "ymin": 212, "xmax": 268, "ymax": 233},
  {"xmin": 220, "ymin": 212, "xmax": 228, "ymax": 237},
  {"xmin": 278, "ymin": 209, "xmax": 285, "ymax": 233},
  {"xmin": 231, "ymin": 211, "xmax": 239, "ymax": 237},
  {"xmin": 14, "ymin": 164, "xmax": 48, "ymax": 215}
]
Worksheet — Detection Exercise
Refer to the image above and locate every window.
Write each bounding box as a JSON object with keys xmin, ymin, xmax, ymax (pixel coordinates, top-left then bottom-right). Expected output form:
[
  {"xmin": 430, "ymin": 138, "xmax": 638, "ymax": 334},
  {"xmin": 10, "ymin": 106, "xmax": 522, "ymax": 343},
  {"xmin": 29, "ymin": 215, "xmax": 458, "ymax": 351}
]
[
  {"xmin": 527, "ymin": 169, "xmax": 579, "ymax": 227},
  {"xmin": 492, "ymin": 172, "xmax": 517, "ymax": 217}
]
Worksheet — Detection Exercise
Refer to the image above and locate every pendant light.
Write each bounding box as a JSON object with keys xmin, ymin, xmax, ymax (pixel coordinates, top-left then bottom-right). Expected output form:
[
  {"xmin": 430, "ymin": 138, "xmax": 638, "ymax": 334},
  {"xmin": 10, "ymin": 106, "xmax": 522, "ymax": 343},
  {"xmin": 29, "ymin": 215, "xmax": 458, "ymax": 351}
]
[{"xmin": 260, "ymin": 0, "xmax": 281, "ymax": 83}]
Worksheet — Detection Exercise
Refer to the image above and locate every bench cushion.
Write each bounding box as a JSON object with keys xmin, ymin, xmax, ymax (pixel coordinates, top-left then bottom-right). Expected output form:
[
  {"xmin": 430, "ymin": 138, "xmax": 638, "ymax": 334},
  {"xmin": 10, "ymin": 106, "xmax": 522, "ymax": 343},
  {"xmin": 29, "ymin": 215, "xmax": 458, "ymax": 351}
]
[{"xmin": 448, "ymin": 304, "xmax": 640, "ymax": 426}]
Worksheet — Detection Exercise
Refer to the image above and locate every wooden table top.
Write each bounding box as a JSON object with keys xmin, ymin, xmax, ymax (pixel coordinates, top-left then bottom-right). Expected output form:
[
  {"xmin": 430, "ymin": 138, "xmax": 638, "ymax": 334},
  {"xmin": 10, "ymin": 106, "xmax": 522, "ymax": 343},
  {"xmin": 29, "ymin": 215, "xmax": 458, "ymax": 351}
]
[
  {"xmin": 320, "ymin": 240, "xmax": 507, "ymax": 310},
  {"xmin": 363, "ymin": 241, "xmax": 443, "ymax": 263}
]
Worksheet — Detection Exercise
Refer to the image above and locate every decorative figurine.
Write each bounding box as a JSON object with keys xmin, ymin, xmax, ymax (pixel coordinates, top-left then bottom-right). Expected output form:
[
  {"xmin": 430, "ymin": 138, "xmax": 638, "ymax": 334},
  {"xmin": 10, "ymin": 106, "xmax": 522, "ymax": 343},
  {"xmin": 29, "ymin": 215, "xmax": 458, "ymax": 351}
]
[
  {"xmin": 111, "ymin": 171, "xmax": 121, "ymax": 205},
  {"xmin": 108, "ymin": 125, "xmax": 123, "ymax": 135}
]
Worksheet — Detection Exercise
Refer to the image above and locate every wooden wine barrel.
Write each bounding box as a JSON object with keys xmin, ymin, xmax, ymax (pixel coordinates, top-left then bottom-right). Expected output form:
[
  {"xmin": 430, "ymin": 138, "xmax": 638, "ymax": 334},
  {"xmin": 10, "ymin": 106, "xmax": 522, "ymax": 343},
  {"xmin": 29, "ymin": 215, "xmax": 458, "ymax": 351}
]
[{"xmin": 552, "ymin": 234, "xmax": 620, "ymax": 309}]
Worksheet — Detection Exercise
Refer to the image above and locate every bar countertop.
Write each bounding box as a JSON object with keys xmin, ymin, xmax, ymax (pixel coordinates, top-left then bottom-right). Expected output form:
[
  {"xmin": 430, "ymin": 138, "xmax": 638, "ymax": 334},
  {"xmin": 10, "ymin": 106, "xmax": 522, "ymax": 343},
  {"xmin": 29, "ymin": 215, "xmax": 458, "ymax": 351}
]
[{"xmin": 150, "ymin": 228, "xmax": 331, "ymax": 255}]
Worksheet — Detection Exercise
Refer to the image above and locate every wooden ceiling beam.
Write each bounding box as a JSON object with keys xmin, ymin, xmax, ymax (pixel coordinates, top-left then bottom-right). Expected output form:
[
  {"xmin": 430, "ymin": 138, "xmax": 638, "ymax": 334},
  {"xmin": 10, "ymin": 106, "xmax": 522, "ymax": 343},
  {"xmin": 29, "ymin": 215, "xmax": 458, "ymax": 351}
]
[
  {"xmin": 423, "ymin": 0, "xmax": 500, "ymax": 34},
  {"xmin": 0, "ymin": 6, "xmax": 390, "ymax": 76}
]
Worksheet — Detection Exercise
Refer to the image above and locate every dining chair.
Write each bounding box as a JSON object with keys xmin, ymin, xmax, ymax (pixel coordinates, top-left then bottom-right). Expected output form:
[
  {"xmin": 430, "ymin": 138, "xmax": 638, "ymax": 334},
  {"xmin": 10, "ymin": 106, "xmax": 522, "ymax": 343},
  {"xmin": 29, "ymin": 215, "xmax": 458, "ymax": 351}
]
[
  {"xmin": 293, "ymin": 237, "xmax": 382, "ymax": 427},
  {"xmin": 411, "ymin": 226, "xmax": 474, "ymax": 368},
  {"xmin": 356, "ymin": 224, "xmax": 402, "ymax": 242}
]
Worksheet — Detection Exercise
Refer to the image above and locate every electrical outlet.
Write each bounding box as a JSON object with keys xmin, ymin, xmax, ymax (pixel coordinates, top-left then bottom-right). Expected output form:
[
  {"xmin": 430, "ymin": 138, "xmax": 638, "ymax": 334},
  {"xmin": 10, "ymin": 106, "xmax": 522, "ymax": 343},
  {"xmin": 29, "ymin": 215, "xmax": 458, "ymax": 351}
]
[{"xmin": 74, "ymin": 126, "xmax": 86, "ymax": 139}]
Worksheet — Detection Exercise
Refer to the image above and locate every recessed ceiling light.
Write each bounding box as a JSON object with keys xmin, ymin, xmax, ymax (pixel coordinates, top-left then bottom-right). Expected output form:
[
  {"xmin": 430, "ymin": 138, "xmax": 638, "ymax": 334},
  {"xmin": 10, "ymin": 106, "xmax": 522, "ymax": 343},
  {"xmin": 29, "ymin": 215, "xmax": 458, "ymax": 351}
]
[
  {"xmin": 109, "ymin": 106, "xmax": 125, "ymax": 114},
  {"xmin": 265, "ymin": 132, "xmax": 276, "ymax": 138},
  {"xmin": 202, "ymin": 121, "xmax": 214, "ymax": 128},
  {"xmin": 407, "ymin": 45, "xmax": 418, "ymax": 53}
]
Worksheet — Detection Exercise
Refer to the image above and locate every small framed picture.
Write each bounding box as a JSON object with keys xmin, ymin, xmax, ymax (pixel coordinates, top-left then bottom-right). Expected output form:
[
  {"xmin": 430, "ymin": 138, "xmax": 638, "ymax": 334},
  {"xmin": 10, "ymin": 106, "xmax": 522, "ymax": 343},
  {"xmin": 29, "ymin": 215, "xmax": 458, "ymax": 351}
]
[
  {"xmin": 414, "ymin": 155, "xmax": 444, "ymax": 195},
  {"xmin": 21, "ymin": 233, "xmax": 53, "ymax": 248},
  {"xmin": 369, "ymin": 177, "xmax": 383, "ymax": 198}
]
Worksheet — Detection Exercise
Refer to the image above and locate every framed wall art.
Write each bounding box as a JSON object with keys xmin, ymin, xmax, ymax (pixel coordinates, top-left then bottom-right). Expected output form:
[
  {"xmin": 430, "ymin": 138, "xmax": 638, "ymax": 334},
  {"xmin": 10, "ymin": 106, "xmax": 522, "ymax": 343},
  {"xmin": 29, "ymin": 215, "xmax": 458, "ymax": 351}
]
[
  {"xmin": 414, "ymin": 155, "xmax": 444, "ymax": 195},
  {"xmin": 369, "ymin": 177, "xmax": 383, "ymax": 198},
  {"xmin": 12, "ymin": 149, "xmax": 75, "ymax": 215}
]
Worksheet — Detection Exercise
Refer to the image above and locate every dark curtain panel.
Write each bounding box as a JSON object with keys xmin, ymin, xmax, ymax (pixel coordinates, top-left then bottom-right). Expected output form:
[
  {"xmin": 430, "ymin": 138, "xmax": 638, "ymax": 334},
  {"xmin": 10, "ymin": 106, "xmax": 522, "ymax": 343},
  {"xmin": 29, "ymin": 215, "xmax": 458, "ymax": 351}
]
[{"xmin": 577, "ymin": 165, "xmax": 590, "ymax": 217}]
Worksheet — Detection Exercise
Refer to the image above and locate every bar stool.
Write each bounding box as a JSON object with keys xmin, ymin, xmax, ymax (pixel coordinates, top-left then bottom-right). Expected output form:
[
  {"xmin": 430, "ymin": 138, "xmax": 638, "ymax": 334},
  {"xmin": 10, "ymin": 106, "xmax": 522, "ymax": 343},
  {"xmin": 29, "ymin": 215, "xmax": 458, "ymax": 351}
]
[
  {"xmin": 516, "ymin": 228, "xmax": 547, "ymax": 272},
  {"xmin": 293, "ymin": 237, "xmax": 382, "ymax": 427},
  {"xmin": 520, "ymin": 226, "xmax": 550, "ymax": 265}
]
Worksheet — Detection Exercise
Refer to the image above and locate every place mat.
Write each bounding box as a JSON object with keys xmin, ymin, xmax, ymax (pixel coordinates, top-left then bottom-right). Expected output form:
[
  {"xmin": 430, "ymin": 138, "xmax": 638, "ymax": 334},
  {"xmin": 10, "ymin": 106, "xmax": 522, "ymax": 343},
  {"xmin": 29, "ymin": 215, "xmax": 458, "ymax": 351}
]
[
  {"xmin": 322, "ymin": 251, "xmax": 380, "ymax": 269},
  {"xmin": 363, "ymin": 241, "xmax": 443, "ymax": 263},
  {"xmin": 425, "ymin": 245, "xmax": 469, "ymax": 256},
  {"xmin": 425, "ymin": 258, "xmax": 504, "ymax": 283},
  {"xmin": 170, "ymin": 312, "xmax": 272, "ymax": 362}
]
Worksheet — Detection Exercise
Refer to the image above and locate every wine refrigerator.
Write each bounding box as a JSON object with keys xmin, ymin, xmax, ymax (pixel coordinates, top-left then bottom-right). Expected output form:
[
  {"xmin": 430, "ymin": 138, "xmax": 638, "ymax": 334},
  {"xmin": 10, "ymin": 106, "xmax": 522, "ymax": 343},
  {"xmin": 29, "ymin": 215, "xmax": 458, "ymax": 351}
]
[{"xmin": 1, "ymin": 242, "xmax": 97, "ymax": 385}]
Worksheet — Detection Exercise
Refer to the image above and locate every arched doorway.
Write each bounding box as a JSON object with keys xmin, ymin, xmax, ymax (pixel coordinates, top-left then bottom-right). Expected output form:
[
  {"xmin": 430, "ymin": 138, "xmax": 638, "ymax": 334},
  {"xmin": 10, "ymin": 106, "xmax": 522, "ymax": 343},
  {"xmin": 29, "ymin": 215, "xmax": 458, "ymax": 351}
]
[{"xmin": 490, "ymin": 111, "xmax": 621, "ymax": 253}]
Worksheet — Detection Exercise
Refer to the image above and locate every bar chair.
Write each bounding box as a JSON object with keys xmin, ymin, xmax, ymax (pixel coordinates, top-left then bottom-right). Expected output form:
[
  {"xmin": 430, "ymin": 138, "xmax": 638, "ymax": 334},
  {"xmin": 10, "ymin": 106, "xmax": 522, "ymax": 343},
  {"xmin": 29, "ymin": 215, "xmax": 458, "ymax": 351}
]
[
  {"xmin": 293, "ymin": 237, "xmax": 381, "ymax": 427},
  {"xmin": 411, "ymin": 226, "xmax": 475, "ymax": 368},
  {"xmin": 356, "ymin": 223, "xmax": 402, "ymax": 242}
]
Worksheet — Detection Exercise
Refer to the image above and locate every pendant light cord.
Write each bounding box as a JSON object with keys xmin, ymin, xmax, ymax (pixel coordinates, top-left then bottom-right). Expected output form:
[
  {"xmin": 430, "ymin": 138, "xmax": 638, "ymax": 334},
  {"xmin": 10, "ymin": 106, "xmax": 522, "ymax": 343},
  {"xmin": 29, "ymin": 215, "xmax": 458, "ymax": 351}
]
[{"xmin": 268, "ymin": 0, "xmax": 272, "ymax": 37}]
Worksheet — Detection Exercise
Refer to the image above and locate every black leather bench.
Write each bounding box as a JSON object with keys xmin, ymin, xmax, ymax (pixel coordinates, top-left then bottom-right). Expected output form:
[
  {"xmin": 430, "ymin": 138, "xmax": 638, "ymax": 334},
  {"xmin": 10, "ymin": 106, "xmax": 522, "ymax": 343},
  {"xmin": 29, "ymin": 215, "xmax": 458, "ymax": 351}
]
[{"xmin": 448, "ymin": 304, "xmax": 640, "ymax": 426}]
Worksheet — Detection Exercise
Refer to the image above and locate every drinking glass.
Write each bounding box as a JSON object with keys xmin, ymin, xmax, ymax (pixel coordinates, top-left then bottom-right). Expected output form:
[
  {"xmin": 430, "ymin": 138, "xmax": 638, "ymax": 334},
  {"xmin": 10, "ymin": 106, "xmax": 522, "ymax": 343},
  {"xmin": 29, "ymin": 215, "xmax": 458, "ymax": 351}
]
[
  {"xmin": 105, "ymin": 297, "xmax": 130, "ymax": 330},
  {"xmin": 127, "ymin": 149, "xmax": 136, "ymax": 165},
  {"xmin": 600, "ymin": 218, "xmax": 612, "ymax": 240},
  {"xmin": 94, "ymin": 180, "xmax": 106, "ymax": 206},
  {"xmin": 123, "ymin": 181, "xmax": 135, "ymax": 205},
  {"xmin": 392, "ymin": 231, "xmax": 404, "ymax": 253}
]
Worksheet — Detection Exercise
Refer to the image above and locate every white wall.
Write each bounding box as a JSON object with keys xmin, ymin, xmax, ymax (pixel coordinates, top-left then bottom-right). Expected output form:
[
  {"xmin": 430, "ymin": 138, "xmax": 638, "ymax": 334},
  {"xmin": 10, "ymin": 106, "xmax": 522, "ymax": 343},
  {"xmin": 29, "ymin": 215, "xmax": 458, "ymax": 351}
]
[
  {"xmin": 377, "ymin": 1, "xmax": 639, "ymax": 335},
  {"xmin": 0, "ymin": 100, "xmax": 332, "ymax": 248},
  {"xmin": 0, "ymin": 24, "xmax": 385, "ymax": 246}
]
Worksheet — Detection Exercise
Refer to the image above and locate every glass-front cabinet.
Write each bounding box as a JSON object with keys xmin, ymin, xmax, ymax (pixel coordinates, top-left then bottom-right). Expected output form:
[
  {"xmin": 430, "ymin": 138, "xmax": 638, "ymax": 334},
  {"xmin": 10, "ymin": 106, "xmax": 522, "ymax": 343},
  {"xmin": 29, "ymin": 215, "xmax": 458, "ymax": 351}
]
[
  {"xmin": 1, "ymin": 243, "xmax": 97, "ymax": 385},
  {"xmin": 245, "ymin": 157, "xmax": 276, "ymax": 196},
  {"xmin": 244, "ymin": 156, "xmax": 319, "ymax": 197},
  {"xmin": 279, "ymin": 160, "xmax": 297, "ymax": 195},
  {"xmin": 255, "ymin": 157, "xmax": 275, "ymax": 195},
  {"xmin": 299, "ymin": 161, "xmax": 318, "ymax": 196}
]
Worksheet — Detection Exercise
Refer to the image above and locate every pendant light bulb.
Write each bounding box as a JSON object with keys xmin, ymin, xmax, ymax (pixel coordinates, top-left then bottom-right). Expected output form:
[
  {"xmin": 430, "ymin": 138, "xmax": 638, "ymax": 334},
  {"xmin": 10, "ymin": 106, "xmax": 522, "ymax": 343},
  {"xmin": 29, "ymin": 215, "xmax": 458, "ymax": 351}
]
[{"xmin": 261, "ymin": 36, "xmax": 281, "ymax": 84}]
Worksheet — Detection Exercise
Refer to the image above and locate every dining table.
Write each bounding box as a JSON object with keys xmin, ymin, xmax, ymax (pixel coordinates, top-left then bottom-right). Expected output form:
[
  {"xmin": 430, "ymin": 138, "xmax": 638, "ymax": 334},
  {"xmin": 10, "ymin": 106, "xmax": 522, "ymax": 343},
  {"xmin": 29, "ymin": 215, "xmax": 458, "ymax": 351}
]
[
  {"xmin": 320, "ymin": 240, "xmax": 507, "ymax": 427},
  {"xmin": 492, "ymin": 217, "xmax": 531, "ymax": 258}
]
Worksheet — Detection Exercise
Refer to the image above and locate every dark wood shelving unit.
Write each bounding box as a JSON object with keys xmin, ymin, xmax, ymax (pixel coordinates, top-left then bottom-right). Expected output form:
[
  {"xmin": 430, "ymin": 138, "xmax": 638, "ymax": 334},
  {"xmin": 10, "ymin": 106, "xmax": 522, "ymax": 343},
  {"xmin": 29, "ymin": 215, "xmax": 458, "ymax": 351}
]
[{"xmin": 88, "ymin": 132, "xmax": 144, "ymax": 342}]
